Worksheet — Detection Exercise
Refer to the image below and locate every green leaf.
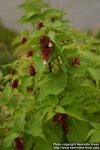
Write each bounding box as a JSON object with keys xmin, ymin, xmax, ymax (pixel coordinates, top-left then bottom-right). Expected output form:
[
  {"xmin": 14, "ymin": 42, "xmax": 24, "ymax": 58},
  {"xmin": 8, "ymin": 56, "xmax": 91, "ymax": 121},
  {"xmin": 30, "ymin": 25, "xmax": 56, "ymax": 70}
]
[
  {"xmin": 20, "ymin": 76, "xmax": 33, "ymax": 93},
  {"xmin": 45, "ymin": 95, "xmax": 59, "ymax": 107},
  {"xmin": 46, "ymin": 111, "xmax": 55, "ymax": 121},
  {"xmin": 67, "ymin": 119, "xmax": 90, "ymax": 142},
  {"xmin": 32, "ymin": 55, "xmax": 45, "ymax": 73},
  {"xmin": 65, "ymin": 104, "xmax": 86, "ymax": 121},
  {"xmin": 48, "ymin": 31, "xmax": 56, "ymax": 42},
  {"xmin": 38, "ymin": 73, "xmax": 67, "ymax": 101},
  {"xmin": 55, "ymin": 106, "xmax": 66, "ymax": 114},
  {"xmin": 60, "ymin": 96, "xmax": 75, "ymax": 106},
  {"xmin": 34, "ymin": 139, "xmax": 52, "ymax": 150},
  {"xmin": 83, "ymin": 103, "xmax": 100, "ymax": 113},
  {"xmin": 13, "ymin": 111, "xmax": 26, "ymax": 132},
  {"xmin": 89, "ymin": 130, "xmax": 100, "ymax": 142},
  {"xmin": 1, "ymin": 85, "xmax": 13, "ymax": 105},
  {"xmin": 24, "ymin": 135, "xmax": 34, "ymax": 150},
  {"xmin": 42, "ymin": 9, "xmax": 63, "ymax": 19},
  {"xmin": 4, "ymin": 132, "xmax": 19, "ymax": 147},
  {"xmin": 88, "ymin": 67, "xmax": 100, "ymax": 87},
  {"xmin": 44, "ymin": 121, "xmax": 63, "ymax": 144},
  {"xmin": 41, "ymin": 107, "xmax": 53, "ymax": 120},
  {"xmin": 25, "ymin": 112, "xmax": 45, "ymax": 138},
  {"xmin": 89, "ymin": 122, "xmax": 100, "ymax": 130}
]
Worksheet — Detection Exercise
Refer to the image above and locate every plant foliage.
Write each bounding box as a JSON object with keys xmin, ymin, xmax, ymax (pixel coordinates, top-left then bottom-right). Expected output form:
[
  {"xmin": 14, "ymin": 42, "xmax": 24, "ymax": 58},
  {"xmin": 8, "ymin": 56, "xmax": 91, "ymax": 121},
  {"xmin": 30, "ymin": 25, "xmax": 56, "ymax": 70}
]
[{"xmin": 0, "ymin": 0, "xmax": 100, "ymax": 149}]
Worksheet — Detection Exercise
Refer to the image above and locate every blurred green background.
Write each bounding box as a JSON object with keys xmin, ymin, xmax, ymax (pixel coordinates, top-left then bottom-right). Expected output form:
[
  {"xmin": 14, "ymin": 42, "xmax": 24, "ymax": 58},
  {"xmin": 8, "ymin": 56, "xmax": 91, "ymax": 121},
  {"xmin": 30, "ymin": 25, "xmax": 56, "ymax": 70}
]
[{"xmin": 0, "ymin": 20, "xmax": 17, "ymax": 73}]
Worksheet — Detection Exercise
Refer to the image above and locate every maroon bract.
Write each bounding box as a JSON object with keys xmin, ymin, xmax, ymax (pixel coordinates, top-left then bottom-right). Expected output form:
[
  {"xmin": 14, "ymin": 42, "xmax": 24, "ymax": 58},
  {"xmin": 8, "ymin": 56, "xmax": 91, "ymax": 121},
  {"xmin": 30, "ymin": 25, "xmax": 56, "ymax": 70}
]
[
  {"xmin": 42, "ymin": 47, "xmax": 52, "ymax": 61},
  {"xmin": 62, "ymin": 123, "xmax": 69, "ymax": 134},
  {"xmin": 54, "ymin": 113, "xmax": 63, "ymax": 123},
  {"xmin": 11, "ymin": 79, "xmax": 18, "ymax": 89},
  {"xmin": 15, "ymin": 138, "xmax": 24, "ymax": 150},
  {"xmin": 21, "ymin": 37, "xmax": 28, "ymax": 44},
  {"xmin": 40, "ymin": 35, "xmax": 51, "ymax": 48},
  {"xmin": 28, "ymin": 64, "xmax": 36, "ymax": 76},
  {"xmin": 37, "ymin": 22, "xmax": 44, "ymax": 29},
  {"xmin": 54, "ymin": 113, "xmax": 69, "ymax": 134},
  {"xmin": 72, "ymin": 57, "xmax": 80, "ymax": 65},
  {"xmin": 26, "ymin": 50, "xmax": 33, "ymax": 58}
]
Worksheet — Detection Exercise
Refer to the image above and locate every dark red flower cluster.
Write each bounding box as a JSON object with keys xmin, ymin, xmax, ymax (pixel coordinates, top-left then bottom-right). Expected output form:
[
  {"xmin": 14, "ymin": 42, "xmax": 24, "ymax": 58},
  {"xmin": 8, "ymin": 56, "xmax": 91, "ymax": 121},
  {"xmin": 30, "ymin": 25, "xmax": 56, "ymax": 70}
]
[
  {"xmin": 40, "ymin": 35, "xmax": 51, "ymax": 48},
  {"xmin": 28, "ymin": 64, "xmax": 36, "ymax": 76},
  {"xmin": 15, "ymin": 138, "xmax": 24, "ymax": 150},
  {"xmin": 40, "ymin": 35, "xmax": 53, "ymax": 61},
  {"xmin": 37, "ymin": 22, "xmax": 44, "ymax": 29},
  {"xmin": 26, "ymin": 50, "xmax": 33, "ymax": 58},
  {"xmin": 21, "ymin": 37, "xmax": 28, "ymax": 44},
  {"xmin": 72, "ymin": 57, "xmax": 80, "ymax": 66},
  {"xmin": 42, "ymin": 47, "xmax": 52, "ymax": 61},
  {"xmin": 11, "ymin": 79, "xmax": 18, "ymax": 89},
  {"xmin": 54, "ymin": 113, "xmax": 69, "ymax": 134}
]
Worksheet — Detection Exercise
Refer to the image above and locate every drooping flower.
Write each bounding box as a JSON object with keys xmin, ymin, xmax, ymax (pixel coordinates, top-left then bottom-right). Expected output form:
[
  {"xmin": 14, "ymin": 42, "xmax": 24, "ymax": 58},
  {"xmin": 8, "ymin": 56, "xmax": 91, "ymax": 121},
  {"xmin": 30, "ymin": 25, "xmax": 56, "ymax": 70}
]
[
  {"xmin": 28, "ymin": 64, "xmax": 36, "ymax": 76},
  {"xmin": 15, "ymin": 138, "xmax": 24, "ymax": 150},
  {"xmin": 53, "ymin": 113, "xmax": 69, "ymax": 134},
  {"xmin": 26, "ymin": 50, "xmax": 33, "ymax": 58},
  {"xmin": 11, "ymin": 79, "xmax": 18, "ymax": 89},
  {"xmin": 40, "ymin": 35, "xmax": 52, "ymax": 48},
  {"xmin": 54, "ymin": 113, "xmax": 63, "ymax": 123},
  {"xmin": 72, "ymin": 57, "xmax": 80, "ymax": 65},
  {"xmin": 41, "ymin": 47, "xmax": 52, "ymax": 61}
]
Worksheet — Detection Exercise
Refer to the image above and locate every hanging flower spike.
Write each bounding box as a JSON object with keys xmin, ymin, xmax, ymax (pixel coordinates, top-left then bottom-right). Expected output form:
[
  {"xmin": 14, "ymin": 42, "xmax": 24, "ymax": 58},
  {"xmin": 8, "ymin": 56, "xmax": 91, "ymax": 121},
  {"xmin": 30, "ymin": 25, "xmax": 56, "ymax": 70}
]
[
  {"xmin": 37, "ymin": 22, "xmax": 44, "ymax": 29},
  {"xmin": 21, "ymin": 37, "xmax": 28, "ymax": 44},
  {"xmin": 42, "ymin": 47, "xmax": 52, "ymax": 61},
  {"xmin": 54, "ymin": 113, "xmax": 69, "ymax": 134},
  {"xmin": 53, "ymin": 113, "xmax": 63, "ymax": 123},
  {"xmin": 15, "ymin": 138, "xmax": 24, "ymax": 150},
  {"xmin": 26, "ymin": 50, "xmax": 33, "ymax": 58},
  {"xmin": 62, "ymin": 123, "xmax": 69, "ymax": 134},
  {"xmin": 11, "ymin": 79, "xmax": 18, "ymax": 89},
  {"xmin": 72, "ymin": 57, "xmax": 80, "ymax": 66},
  {"xmin": 28, "ymin": 64, "xmax": 36, "ymax": 76},
  {"xmin": 40, "ymin": 35, "xmax": 52, "ymax": 48}
]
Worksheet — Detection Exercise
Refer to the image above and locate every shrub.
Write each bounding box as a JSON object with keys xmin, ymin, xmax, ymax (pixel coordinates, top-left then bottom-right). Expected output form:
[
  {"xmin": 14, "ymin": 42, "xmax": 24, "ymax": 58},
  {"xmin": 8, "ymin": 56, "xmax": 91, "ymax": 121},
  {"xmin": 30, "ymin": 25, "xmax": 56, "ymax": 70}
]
[{"xmin": 0, "ymin": 0, "xmax": 100, "ymax": 149}]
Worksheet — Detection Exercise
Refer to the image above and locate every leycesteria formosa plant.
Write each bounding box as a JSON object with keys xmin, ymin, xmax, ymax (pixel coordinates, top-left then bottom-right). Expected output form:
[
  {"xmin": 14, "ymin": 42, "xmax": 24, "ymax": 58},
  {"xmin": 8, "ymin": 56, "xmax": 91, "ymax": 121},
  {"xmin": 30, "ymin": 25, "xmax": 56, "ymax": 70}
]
[{"xmin": 0, "ymin": 0, "xmax": 100, "ymax": 149}]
